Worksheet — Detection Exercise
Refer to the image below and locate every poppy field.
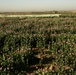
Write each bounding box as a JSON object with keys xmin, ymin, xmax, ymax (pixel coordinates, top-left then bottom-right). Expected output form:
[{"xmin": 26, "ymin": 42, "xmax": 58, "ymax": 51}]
[{"xmin": 0, "ymin": 12, "xmax": 76, "ymax": 75}]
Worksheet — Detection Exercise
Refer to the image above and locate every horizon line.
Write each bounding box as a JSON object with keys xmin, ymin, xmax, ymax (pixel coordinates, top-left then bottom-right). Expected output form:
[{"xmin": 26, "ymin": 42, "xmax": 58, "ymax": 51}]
[{"xmin": 0, "ymin": 10, "xmax": 76, "ymax": 13}]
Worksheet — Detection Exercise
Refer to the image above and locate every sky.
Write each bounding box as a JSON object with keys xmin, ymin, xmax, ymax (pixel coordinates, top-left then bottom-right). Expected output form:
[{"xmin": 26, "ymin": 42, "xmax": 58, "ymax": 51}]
[{"xmin": 0, "ymin": 0, "xmax": 76, "ymax": 12}]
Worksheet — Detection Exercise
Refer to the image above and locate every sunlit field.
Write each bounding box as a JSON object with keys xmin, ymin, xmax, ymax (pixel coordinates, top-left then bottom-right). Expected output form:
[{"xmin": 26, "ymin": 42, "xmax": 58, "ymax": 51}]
[
  {"xmin": 0, "ymin": 12, "xmax": 76, "ymax": 75},
  {"xmin": 0, "ymin": 14, "xmax": 61, "ymax": 18}
]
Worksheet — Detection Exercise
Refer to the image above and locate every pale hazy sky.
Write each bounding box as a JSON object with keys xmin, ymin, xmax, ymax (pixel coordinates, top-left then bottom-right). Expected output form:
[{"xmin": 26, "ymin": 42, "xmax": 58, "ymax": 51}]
[{"xmin": 0, "ymin": 0, "xmax": 76, "ymax": 12}]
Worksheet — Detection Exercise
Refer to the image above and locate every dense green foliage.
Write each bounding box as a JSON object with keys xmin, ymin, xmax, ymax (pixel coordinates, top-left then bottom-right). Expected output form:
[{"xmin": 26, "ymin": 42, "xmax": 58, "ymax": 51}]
[{"xmin": 0, "ymin": 14, "xmax": 76, "ymax": 75}]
